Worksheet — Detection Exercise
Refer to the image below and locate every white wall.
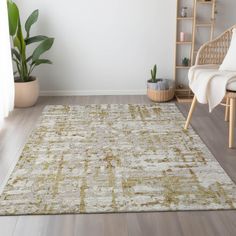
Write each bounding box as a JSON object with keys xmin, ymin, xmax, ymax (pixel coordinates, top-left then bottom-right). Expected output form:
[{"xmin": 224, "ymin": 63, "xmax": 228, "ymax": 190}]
[
  {"xmin": 215, "ymin": 0, "xmax": 236, "ymax": 36},
  {"xmin": 15, "ymin": 0, "xmax": 236, "ymax": 95},
  {"xmin": 15, "ymin": 0, "xmax": 176, "ymax": 95}
]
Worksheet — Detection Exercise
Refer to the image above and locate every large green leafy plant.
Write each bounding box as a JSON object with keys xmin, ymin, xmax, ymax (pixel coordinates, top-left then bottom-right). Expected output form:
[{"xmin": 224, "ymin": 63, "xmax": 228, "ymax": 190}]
[{"xmin": 7, "ymin": 0, "xmax": 54, "ymax": 82}]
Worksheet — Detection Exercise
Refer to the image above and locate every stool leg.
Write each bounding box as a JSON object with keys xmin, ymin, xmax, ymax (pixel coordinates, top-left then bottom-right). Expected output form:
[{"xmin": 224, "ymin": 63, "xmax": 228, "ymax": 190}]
[
  {"xmin": 229, "ymin": 98, "xmax": 236, "ymax": 148},
  {"xmin": 184, "ymin": 95, "xmax": 197, "ymax": 130},
  {"xmin": 225, "ymin": 98, "xmax": 230, "ymax": 122}
]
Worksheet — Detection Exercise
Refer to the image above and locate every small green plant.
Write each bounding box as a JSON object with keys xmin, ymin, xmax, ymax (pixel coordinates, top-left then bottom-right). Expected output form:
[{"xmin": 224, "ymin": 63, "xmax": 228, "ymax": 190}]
[
  {"xmin": 148, "ymin": 64, "xmax": 158, "ymax": 83},
  {"xmin": 7, "ymin": 0, "xmax": 54, "ymax": 82},
  {"xmin": 182, "ymin": 57, "xmax": 190, "ymax": 67}
]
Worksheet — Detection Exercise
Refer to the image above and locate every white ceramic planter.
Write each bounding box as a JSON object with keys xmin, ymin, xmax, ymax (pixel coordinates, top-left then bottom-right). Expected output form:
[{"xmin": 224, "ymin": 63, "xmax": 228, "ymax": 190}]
[
  {"xmin": 147, "ymin": 81, "xmax": 157, "ymax": 90},
  {"xmin": 14, "ymin": 78, "xmax": 39, "ymax": 108}
]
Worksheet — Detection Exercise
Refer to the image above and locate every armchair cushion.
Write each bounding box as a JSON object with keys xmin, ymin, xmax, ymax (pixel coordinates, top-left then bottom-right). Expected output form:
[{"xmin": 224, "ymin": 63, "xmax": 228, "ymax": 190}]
[
  {"xmin": 227, "ymin": 81, "xmax": 236, "ymax": 91},
  {"xmin": 189, "ymin": 65, "xmax": 236, "ymax": 111},
  {"xmin": 220, "ymin": 28, "xmax": 236, "ymax": 71}
]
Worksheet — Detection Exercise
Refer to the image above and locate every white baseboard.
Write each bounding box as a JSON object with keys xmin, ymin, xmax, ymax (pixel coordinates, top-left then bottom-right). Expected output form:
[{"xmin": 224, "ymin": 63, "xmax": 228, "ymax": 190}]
[{"xmin": 40, "ymin": 90, "xmax": 146, "ymax": 96}]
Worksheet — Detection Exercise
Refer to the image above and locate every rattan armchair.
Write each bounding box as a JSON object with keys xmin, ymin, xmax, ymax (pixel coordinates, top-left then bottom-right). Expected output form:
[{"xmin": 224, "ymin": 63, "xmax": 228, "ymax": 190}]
[{"xmin": 184, "ymin": 25, "xmax": 236, "ymax": 148}]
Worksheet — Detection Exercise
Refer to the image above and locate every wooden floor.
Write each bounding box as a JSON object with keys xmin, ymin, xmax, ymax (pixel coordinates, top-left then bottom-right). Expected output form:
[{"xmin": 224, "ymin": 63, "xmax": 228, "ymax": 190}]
[{"xmin": 0, "ymin": 95, "xmax": 236, "ymax": 236}]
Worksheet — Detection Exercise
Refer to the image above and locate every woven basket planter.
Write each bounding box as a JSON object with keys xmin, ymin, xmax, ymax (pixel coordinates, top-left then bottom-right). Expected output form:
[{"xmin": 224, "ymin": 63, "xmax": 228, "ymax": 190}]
[{"xmin": 147, "ymin": 87, "xmax": 175, "ymax": 102}]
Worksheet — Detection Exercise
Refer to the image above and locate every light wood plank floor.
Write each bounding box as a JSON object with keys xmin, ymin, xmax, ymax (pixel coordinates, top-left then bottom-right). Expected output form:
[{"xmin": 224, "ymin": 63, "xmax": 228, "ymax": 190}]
[{"xmin": 0, "ymin": 96, "xmax": 236, "ymax": 236}]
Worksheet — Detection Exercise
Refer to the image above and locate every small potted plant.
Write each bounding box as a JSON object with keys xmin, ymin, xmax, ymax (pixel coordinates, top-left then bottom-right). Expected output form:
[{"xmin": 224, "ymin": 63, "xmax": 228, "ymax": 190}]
[
  {"xmin": 147, "ymin": 65, "xmax": 158, "ymax": 90},
  {"xmin": 7, "ymin": 0, "xmax": 54, "ymax": 108},
  {"xmin": 147, "ymin": 65, "xmax": 170, "ymax": 90},
  {"xmin": 182, "ymin": 57, "xmax": 190, "ymax": 67},
  {"xmin": 147, "ymin": 65, "xmax": 174, "ymax": 102}
]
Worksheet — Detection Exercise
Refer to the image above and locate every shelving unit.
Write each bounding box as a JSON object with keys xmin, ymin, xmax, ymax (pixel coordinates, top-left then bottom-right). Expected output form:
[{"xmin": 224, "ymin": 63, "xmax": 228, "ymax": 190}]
[{"xmin": 174, "ymin": 0, "xmax": 217, "ymax": 103}]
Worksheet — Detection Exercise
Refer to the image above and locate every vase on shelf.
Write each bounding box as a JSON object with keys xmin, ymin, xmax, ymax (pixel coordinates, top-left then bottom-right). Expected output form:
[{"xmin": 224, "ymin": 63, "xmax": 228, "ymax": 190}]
[
  {"xmin": 180, "ymin": 32, "xmax": 185, "ymax": 42},
  {"xmin": 180, "ymin": 7, "xmax": 188, "ymax": 17}
]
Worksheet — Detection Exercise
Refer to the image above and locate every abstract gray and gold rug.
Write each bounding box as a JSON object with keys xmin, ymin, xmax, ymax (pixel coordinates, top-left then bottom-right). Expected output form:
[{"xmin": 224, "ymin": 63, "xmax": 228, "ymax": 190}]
[{"xmin": 1, "ymin": 104, "xmax": 236, "ymax": 215}]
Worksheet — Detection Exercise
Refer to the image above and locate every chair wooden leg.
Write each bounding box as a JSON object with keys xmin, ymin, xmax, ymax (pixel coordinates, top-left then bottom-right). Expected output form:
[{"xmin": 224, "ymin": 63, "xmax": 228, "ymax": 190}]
[
  {"xmin": 229, "ymin": 98, "xmax": 236, "ymax": 148},
  {"xmin": 225, "ymin": 97, "xmax": 230, "ymax": 122},
  {"xmin": 184, "ymin": 95, "xmax": 197, "ymax": 130}
]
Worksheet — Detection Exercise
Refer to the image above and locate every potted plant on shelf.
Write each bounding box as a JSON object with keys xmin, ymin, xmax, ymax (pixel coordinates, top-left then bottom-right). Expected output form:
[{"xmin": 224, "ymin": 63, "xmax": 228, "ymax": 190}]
[
  {"xmin": 182, "ymin": 57, "xmax": 190, "ymax": 67},
  {"xmin": 7, "ymin": 0, "xmax": 54, "ymax": 108}
]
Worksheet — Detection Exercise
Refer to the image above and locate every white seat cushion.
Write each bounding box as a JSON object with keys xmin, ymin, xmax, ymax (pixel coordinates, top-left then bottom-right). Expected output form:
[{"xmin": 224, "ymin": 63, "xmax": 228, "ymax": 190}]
[
  {"xmin": 190, "ymin": 66, "xmax": 236, "ymax": 91},
  {"xmin": 227, "ymin": 81, "xmax": 236, "ymax": 91}
]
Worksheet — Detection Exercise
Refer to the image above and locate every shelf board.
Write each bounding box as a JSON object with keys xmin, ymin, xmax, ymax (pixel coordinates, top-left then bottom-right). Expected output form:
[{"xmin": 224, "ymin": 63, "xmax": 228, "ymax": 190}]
[
  {"xmin": 197, "ymin": 1, "xmax": 213, "ymax": 4},
  {"xmin": 176, "ymin": 66, "xmax": 191, "ymax": 69},
  {"xmin": 196, "ymin": 23, "xmax": 212, "ymax": 27},
  {"xmin": 177, "ymin": 17, "xmax": 193, "ymax": 20},
  {"xmin": 175, "ymin": 89, "xmax": 192, "ymax": 92},
  {"xmin": 176, "ymin": 41, "xmax": 192, "ymax": 45}
]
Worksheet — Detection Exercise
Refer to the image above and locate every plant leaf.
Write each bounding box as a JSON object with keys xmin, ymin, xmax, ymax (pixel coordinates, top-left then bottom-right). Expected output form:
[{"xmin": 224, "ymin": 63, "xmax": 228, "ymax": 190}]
[
  {"xmin": 32, "ymin": 59, "xmax": 52, "ymax": 66},
  {"xmin": 32, "ymin": 38, "xmax": 54, "ymax": 62},
  {"xmin": 26, "ymin": 56, "xmax": 33, "ymax": 63},
  {"xmin": 7, "ymin": 0, "xmax": 19, "ymax": 36},
  {"xmin": 153, "ymin": 65, "xmax": 157, "ymax": 77},
  {"xmin": 13, "ymin": 36, "xmax": 22, "ymax": 52},
  {"xmin": 11, "ymin": 48, "xmax": 21, "ymax": 61},
  {"xmin": 25, "ymin": 9, "xmax": 39, "ymax": 38},
  {"xmin": 12, "ymin": 58, "xmax": 20, "ymax": 66},
  {"xmin": 25, "ymin": 35, "xmax": 48, "ymax": 45},
  {"xmin": 14, "ymin": 20, "xmax": 26, "ymax": 54},
  {"xmin": 12, "ymin": 58, "xmax": 21, "ymax": 76}
]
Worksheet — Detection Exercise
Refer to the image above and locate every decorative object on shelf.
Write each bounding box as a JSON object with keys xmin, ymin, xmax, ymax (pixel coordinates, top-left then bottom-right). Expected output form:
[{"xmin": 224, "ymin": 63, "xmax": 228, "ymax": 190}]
[
  {"xmin": 177, "ymin": 84, "xmax": 184, "ymax": 89},
  {"xmin": 175, "ymin": 89, "xmax": 194, "ymax": 103},
  {"xmin": 180, "ymin": 32, "xmax": 185, "ymax": 42},
  {"xmin": 180, "ymin": 7, "xmax": 188, "ymax": 17},
  {"xmin": 7, "ymin": 0, "xmax": 54, "ymax": 108},
  {"xmin": 182, "ymin": 57, "xmax": 190, "ymax": 67}
]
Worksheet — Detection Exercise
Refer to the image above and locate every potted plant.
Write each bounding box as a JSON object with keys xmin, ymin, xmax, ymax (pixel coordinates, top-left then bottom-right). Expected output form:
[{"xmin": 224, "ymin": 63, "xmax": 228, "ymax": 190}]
[
  {"xmin": 182, "ymin": 57, "xmax": 190, "ymax": 67},
  {"xmin": 147, "ymin": 65, "xmax": 169, "ymax": 90},
  {"xmin": 147, "ymin": 65, "xmax": 158, "ymax": 90},
  {"xmin": 7, "ymin": 0, "xmax": 54, "ymax": 108}
]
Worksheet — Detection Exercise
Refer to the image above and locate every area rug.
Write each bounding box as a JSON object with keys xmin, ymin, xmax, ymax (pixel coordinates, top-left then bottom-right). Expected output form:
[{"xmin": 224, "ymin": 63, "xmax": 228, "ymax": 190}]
[{"xmin": 0, "ymin": 104, "xmax": 236, "ymax": 215}]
